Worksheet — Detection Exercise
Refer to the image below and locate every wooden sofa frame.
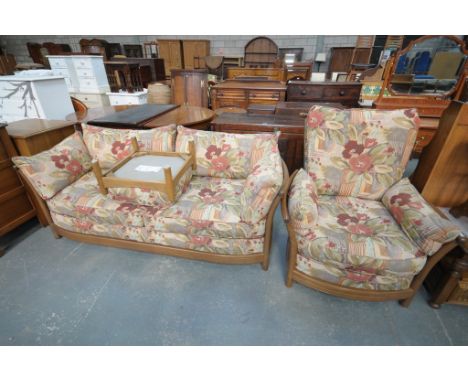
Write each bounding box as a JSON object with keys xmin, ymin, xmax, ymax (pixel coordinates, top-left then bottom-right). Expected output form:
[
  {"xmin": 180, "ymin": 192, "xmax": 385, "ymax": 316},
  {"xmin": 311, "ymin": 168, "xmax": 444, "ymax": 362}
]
[
  {"xmin": 281, "ymin": 169, "xmax": 459, "ymax": 307},
  {"xmin": 19, "ymin": 161, "xmax": 289, "ymax": 271}
]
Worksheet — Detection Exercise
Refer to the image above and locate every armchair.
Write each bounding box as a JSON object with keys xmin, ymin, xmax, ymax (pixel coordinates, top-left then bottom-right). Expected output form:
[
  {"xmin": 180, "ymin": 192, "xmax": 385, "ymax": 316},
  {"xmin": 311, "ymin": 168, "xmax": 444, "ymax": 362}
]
[{"xmin": 281, "ymin": 106, "xmax": 461, "ymax": 306}]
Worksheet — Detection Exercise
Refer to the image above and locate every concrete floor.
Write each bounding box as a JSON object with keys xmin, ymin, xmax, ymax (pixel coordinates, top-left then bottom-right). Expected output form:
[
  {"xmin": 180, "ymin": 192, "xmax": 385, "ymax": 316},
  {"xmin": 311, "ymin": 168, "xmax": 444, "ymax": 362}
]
[{"xmin": 0, "ymin": 208, "xmax": 467, "ymax": 346}]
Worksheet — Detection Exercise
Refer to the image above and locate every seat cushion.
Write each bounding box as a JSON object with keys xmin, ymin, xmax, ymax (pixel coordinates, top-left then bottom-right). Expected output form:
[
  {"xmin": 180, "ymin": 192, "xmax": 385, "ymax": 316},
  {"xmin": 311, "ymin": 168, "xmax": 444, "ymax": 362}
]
[
  {"xmin": 82, "ymin": 123, "xmax": 176, "ymax": 170},
  {"xmin": 304, "ymin": 106, "xmax": 419, "ymax": 200},
  {"xmin": 296, "ymin": 256, "xmax": 416, "ymax": 291},
  {"xmin": 296, "ymin": 195, "xmax": 426, "ymax": 276},
  {"xmin": 145, "ymin": 176, "xmax": 265, "ymax": 239},
  {"xmin": 47, "ymin": 172, "xmax": 156, "ymax": 227},
  {"xmin": 12, "ymin": 132, "xmax": 92, "ymax": 200}
]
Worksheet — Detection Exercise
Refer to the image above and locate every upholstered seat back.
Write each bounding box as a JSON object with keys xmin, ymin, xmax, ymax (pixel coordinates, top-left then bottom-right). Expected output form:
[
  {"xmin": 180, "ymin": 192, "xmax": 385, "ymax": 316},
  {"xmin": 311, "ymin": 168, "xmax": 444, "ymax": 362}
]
[{"xmin": 304, "ymin": 106, "xmax": 419, "ymax": 200}]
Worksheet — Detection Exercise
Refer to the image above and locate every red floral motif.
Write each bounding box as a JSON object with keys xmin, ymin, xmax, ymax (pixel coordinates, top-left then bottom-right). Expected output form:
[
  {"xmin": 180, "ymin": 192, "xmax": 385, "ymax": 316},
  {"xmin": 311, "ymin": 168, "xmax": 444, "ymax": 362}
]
[
  {"xmin": 211, "ymin": 156, "xmax": 230, "ymax": 171},
  {"xmin": 390, "ymin": 205, "xmax": 404, "ymax": 224},
  {"xmin": 191, "ymin": 220, "xmax": 214, "ymax": 229},
  {"xmin": 308, "ymin": 171, "xmax": 317, "ymax": 181},
  {"xmin": 390, "ymin": 192, "xmax": 423, "ymax": 209},
  {"xmin": 116, "ymin": 202, "xmax": 139, "ymax": 212},
  {"xmin": 413, "ymin": 219, "xmax": 422, "ymax": 226},
  {"xmin": 384, "ymin": 146, "xmax": 395, "ymax": 154},
  {"xmin": 364, "ymin": 138, "xmax": 377, "ymax": 148},
  {"xmin": 347, "ymin": 223, "xmax": 373, "ymax": 236},
  {"xmin": 199, "ymin": 188, "xmax": 224, "ymax": 204},
  {"xmin": 141, "ymin": 205, "xmax": 164, "ymax": 215},
  {"xmin": 111, "ymin": 141, "xmax": 130, "ymax": 160},
  {"xmin": 345, "ymin": 267, "xmax": 376, "ymax": 282},
  {"xmin": 74, "ymin": 220, "xmax": 93, "ymax": 231},
  {"xmin": 190, "ymin": 235, "xmax": 212, "ymax": 246},
  {"xmin": 404, "ymin": 109, "xmax": 416, "ymax": 118},
  {"xmin": 65, "ymin": 159, "xmax": 83, "ymax": 176},
  {"xmin": 337, "ymin": 213, "xmax": 358, "ymax": 226},
  {"xmin": 356, "ymin": 213, "xmax": 369, "ymax": 222},
  {"xmin": 342, "ymin": 140, "xmax": 364, "ymax": 159},
  {"xmin": 349, "ymin": 154, "xmax": 373, "ymax": 174},
  {"xmin": 304, "ymin": 230, "xmax": 317, "ymax": 240},
  {"xmin": 327, "ymin": 241, "xmax": 336, "ymax": 248},
  {"xmin": 307, "ymin": 110, "xmax": 324, "ymax": 128},
  {"xmin": 75, "ymin": 206, "xmax": 95, "ymax": 215},
  {"xmin": 205, "ymin": 145, "xmax": 222, "ymax": 159},
  {"xmin": 51, "ymin": 153, "xmax": 70, "ymax": 169}
]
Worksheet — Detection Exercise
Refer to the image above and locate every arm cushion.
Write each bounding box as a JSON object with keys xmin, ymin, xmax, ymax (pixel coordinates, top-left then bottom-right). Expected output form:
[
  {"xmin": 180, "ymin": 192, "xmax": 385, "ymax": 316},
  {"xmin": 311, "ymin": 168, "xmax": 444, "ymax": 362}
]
[
  {"xmin": 382, "ymin": 178, "xmax": 460, "ymax": 256},
  {"xmin": 288, "ymin": 169, "xmax": 319, "ymax": 233},
  {"xmin": 12, "ymin": 132, "xmax": 92, "ymax": 200},
  {"xmin": 240, "ymin": 148, "xmax": 283, "ymax": 224}
]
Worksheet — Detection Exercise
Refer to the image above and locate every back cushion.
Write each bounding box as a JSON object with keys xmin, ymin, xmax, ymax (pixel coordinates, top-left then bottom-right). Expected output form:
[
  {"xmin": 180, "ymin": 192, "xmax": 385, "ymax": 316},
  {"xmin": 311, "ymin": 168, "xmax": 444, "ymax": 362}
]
[
  {"xmin": 175, "ymin": 126, "xmax": 278, "ymax": 179},
  {"xmin": 82, "ymin": 123, "xmax": 176, "ymax": 170},
  {"xmin": 304, "ymin": 106, "xmax": 419, "ymax": 200},
  {"xmin": 12, "ymin": 132, "xmax": 92, "ymax": 200}
]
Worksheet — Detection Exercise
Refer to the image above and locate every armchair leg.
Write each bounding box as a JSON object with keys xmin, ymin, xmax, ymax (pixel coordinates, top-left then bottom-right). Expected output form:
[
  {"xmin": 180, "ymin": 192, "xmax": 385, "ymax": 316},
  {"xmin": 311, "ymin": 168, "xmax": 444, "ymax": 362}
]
[
  {"xmin": 261, "ymin": 257, "xmax": 270, "ymax": 271},
  {"xmin": 286, "ymin": 239, "xmax": 295, "ymax": 287},
  {"xmin": 398, "ymin": 294, "xmax": 415, "ymax": 308}
]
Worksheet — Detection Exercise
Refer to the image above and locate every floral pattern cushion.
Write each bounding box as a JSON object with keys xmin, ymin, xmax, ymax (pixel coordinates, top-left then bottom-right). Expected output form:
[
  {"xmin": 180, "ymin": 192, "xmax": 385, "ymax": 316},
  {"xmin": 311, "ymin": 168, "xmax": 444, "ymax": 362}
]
[
  {"xmin": 296, "ymin": 195, "xmax": 425, "ymax": 276},
  {"xmin": 12, "ymin": 132, "xmax": 92, "ymax": 200},
  {"xmin": 382, "ymin": 178, "xmax": 461, "ymax": 256},
  {"xmin": 47, "ymin": 172, "xmax": 153, "ymax": 227},
  {"xmin": 288, "ymin": 168, "xmax": 319, "ymax": 234},
  {"xmin": 175, "ymin": 125, "xmax": 278, "ymax": 179},
  {"xmin": 146, "ymin": 176, "xmax": 265, "ymax": 239},
  {"xmin": 51, "ymin": 212, "xmax": 145, "ymax": 242},
  {"xmin": 143, "ymin": 230, "xmax": 264, "ymax": 255},
  {"xmin": 304, "ymin": 106, "xmax": 419, "ymax": 200},
  {"xmin": 241, "ymin": 135, "xmax": 283, "ymax": 223},
  {"xmin": 82, "ymin": 123, "xmax": 176, "ymax": 170},
  {"xmin": 108, "ymin": 166, "xmax": 193, "ymax": 207},
  {"xmin": 296, "ymin": 256, "xmax": 416, "ymax": 291}
]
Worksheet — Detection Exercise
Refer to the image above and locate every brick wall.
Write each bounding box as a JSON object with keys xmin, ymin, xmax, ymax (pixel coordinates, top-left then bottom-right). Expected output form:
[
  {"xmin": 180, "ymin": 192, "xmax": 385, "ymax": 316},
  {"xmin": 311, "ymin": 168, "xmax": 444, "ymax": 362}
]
[{"xmin": 0, "ymin": 35, "xmax": 359, "ymax": 73}]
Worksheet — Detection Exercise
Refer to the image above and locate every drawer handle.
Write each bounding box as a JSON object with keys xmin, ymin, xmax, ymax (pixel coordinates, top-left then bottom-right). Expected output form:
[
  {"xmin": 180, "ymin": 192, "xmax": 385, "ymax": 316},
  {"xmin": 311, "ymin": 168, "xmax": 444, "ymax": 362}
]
[
  {"xmin": 339, "ymin": 91, "xmax": 345, "ymax": 96},
  {"xmin": 300, "ymin": 89, "xmax": 307, "ymax": 95}
]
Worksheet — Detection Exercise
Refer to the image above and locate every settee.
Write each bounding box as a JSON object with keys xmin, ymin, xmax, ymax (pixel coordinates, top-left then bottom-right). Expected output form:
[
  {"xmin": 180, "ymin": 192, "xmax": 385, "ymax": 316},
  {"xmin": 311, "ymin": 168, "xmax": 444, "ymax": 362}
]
[{"xmin": 13, "ymin": 124, "xmax": 287, "ymax": 269}]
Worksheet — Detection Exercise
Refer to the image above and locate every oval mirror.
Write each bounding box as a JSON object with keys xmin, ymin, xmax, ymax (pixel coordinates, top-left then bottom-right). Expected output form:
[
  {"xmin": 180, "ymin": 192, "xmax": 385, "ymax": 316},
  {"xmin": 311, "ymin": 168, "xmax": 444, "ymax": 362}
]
[{"xmin": 389, "ymin": 35, "xmax": 467, "ymax": 97}]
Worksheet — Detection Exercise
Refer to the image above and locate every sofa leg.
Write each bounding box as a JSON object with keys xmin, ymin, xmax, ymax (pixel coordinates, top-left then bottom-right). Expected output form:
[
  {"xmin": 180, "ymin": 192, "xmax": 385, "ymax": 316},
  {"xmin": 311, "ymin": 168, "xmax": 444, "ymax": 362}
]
[
  {"xmin": 261, "ymin": 257, "xmax": 270, "ymax": 271},
  {"xmin": 398, "ymin": 295, "xmax": 414, "ymax": 308},
  {"xmin": 50, "ymin": 227, "xmax": 62, "ymax": 240}
]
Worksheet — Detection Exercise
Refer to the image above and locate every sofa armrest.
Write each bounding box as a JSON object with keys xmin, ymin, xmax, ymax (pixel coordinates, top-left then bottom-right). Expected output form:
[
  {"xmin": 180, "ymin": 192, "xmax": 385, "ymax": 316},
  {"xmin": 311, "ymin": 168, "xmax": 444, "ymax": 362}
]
[
  {"xmin": 240, "ymin": 155, "xmax": 283, "ymax": 224},
  {"xmin": 382, "ymin": 178, "xmax": 461, "ymax": 256},
  {"xmin": 287, "ymin": 168, "xmax": 319, "ymax": 233}
]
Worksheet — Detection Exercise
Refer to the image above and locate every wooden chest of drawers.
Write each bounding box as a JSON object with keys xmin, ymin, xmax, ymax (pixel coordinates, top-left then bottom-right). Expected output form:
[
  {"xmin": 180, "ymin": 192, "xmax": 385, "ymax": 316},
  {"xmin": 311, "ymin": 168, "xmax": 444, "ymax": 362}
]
[
  {"xmin": 226, "ymin": 67, "xmax": 286, "ymax": 81},
  {"xmin": 0, "ymin": 123, "xmax": 35, "ymax": 249},
  {"xmin": 211, "ymin": 112, "xmax": 304, "ymax": 173},
  {"xmin": 211, "ymin": 80, "xmax": 286, "ymax": 111},
  {"xmin": 286, "ymin": 81, "xmax": 362, "ymax": 107}
]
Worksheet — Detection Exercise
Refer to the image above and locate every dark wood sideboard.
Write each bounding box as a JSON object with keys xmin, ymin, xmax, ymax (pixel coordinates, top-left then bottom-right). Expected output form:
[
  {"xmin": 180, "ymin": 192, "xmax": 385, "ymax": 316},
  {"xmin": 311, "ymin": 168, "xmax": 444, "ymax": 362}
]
[
  {"xmin": 211, "ymin": 80, "xmax": 286, "ymax": 111},
  {"xmin": 286, "ymin": 81, "xmax": 363, "ymax": 107},
  {"xmin": 211, "ymin": 112, "xmax": 305, "ymax": 173},
  {"xmin": 110, "ymin": 57, "xmax": 165, "ymax": 86},
  {"xmin": 0, "ymin": 123, "xmax": 36, "ymax": 254}
]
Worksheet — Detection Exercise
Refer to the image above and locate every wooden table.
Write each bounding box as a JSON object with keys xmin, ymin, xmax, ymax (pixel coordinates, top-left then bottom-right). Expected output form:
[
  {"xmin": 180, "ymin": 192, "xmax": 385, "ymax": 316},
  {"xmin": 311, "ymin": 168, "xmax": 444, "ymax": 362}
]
[{"xmin": 66, "ymin": 105, "xmax": 215, "ymax": 130}]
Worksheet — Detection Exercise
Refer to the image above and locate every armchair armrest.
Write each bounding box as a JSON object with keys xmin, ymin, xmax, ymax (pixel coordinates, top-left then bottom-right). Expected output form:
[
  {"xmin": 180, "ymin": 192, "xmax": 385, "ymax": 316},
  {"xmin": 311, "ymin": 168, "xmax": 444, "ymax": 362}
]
[
  {"xmin": 287, "ymin": 168, "xmax": 319, "ymax": 233},
  {"xmin": 240, "ymin": 155, "xmax": 283, "ymax": 224},
  {"xmin": 382, "ymin": 178, "xmax": 461, "ymax": 256}
]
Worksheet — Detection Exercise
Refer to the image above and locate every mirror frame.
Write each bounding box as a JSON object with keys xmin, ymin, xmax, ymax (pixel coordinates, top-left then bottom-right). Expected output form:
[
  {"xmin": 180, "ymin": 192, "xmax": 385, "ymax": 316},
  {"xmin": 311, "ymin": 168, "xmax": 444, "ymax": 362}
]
[{"xmin": 387, "ymin": 35, "xmax": 468, "ymax": 98}]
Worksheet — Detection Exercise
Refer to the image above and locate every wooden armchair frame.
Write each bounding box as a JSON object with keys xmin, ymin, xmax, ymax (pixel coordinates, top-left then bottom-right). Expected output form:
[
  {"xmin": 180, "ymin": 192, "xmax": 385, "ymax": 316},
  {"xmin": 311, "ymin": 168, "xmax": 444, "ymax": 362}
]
[{"xmin": 281, "ymin": 169, "xmax": 459, "ymax": 307}]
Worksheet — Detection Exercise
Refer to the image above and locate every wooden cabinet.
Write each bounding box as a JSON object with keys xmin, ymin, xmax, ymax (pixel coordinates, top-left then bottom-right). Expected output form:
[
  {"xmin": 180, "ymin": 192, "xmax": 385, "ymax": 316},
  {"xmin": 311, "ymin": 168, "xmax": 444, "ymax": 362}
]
[
  {"xmin": 0, "ymin": 123, "xmax": 36, "ymax": 245},
  {"xmin": 226, "ymin": 67, "xmax": 285, "ymax": 81},
  {"xmin": 171, "ymin": 69, "xmax": 208, "ymax": 108},
  {"xmin": 6, "ymin": 119, "xmax": 76, "ymax": 226},
  {"xmin": 411, "ymin": 101, "xmax": 468, "ymax": 207},
  {"xmin": 374, "ymin": 96, "xmax": 450, "ymax": 154},
  {"xmin": 211, "ymin": 80, "xmax": 286, "ymax": 111},
  {"xmin": 286, "ymin": 81, "xmax": 362, "ymax": 107},
  {"xmin": 425, "ymin": 237, "xmax": 468, "ymax": 309},
  {"xmin": 211, "ymin": 113, "xmax": 304, "ymax": 173},
  {"xmin": 182, "ymin": 40, "xmax": 210, "ymax": 69},
  {"xmin": 158, "ymin": 39, "xmax": 183, "ymax": 76},
  {"xmin": 110, "ymin": 57, "xmax": 166, "ymax": 85}
]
